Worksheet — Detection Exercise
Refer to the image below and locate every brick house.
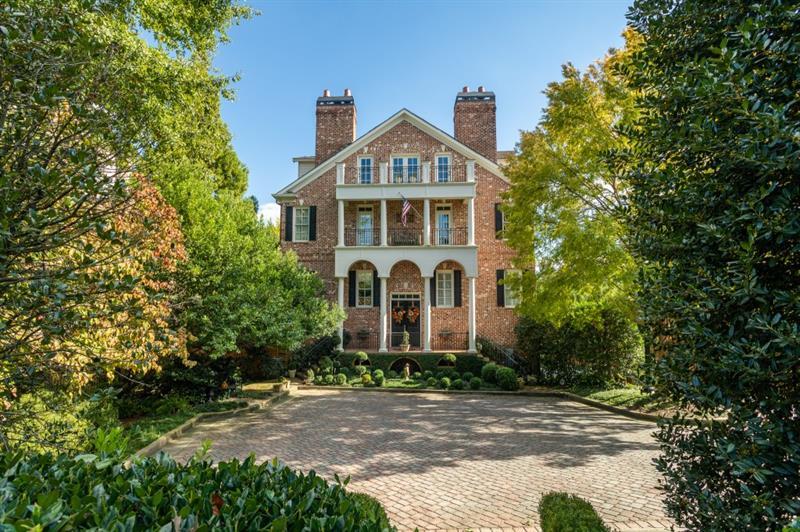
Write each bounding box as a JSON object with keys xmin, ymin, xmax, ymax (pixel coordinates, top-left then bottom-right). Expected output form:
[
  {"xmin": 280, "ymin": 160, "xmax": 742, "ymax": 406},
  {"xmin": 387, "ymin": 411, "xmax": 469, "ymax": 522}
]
[{"xmin": 274, "ymin": 87, "xmax": 518, "ymax": 353}]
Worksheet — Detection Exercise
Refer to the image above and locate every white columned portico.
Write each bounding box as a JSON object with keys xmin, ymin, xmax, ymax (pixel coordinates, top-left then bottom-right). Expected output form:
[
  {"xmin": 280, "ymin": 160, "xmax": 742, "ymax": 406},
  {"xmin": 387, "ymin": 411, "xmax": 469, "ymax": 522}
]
[
  {"xmin": 379, "ymin": 276, "xmax": 389, "ymax": 352},
  {"xmin": 423, "ymin": 199, "xmax": 431, "ymax": 246},
  {"xmin": 337, "ymin": 200, "xmax": 345, "ymax": 247},
  {"xmin": 337, "ymin": 277, "xmax": 345, "ymax": 351},
  {"xmin": 423, "ymin": 275, "xmax": 432, "ymax": 352},
  {"xmin": 380, "ymin": 200, "xmax": 387, "ymax": 246},
  {"xmin": 467, "ymin": 197, "xmax": 475, "ymax": 246},
  {"xmin": 467, "ymin": 276, "xmax": 477, "ymax": 353}
]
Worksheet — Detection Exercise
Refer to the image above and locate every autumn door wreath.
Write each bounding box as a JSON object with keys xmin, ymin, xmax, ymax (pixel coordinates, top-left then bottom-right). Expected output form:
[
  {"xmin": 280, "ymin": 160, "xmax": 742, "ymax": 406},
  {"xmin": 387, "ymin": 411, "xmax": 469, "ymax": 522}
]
[
  {"xmin": 392, "ymin": 306, "xmax": 405, "ymax": 324},
  {"xmin": 406, "ymin": 305, "xmax": 420, "ymax": 324}
]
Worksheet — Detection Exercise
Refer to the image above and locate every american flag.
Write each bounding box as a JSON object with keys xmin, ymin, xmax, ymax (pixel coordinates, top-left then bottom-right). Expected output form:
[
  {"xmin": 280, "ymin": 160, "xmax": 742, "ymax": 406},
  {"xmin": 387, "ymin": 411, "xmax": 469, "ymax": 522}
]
[{"xmin": 401, "ymin": 197, "xmax": 412, "ymax": 227}]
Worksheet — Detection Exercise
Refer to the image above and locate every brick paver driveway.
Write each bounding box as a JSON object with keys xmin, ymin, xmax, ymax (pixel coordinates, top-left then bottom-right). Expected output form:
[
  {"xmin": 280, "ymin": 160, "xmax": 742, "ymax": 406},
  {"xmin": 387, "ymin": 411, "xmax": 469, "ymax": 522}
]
[{"xmin": 161, "ymin": 389, "xmax": 671, "ymax": 531}]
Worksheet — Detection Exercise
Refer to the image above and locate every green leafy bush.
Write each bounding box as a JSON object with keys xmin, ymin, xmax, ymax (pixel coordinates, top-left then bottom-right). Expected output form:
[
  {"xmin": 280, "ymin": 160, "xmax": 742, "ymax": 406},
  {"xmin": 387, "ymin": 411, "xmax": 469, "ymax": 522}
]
[
  {"xmin": 305, "ymin": 368, "xmax": 315, "ymax": 383},
  {"xmin": 439, "ymin": 353, "xmax": 457, "ymax": 366},
  {"xmin": 438, "ymin": 377, "xmax": 451, "ymax": 390},
  {"xmin": 335, "ymin": 373, "xmax": 347, "ymax": 385},
  {"xmin": 387, "ymin": 370, "xmax": 398, "ymax": 379},
  {"xmin": 423, "ymin": 370, "xmax": 434, "ymax": 379},
  {"xmin": 314, "ymin": 376, "xmax": 323, "ymax": 385},
  {"xmin": 516, "ymin": 307, "xmax": 642, "ymax": 387},
  {"xmin": 354, "ymin": 351, "xmax": 369, "ymax": 364},
  {"xmin": 324, "ymin": 374, "xmax": 334, "ymax": 385},
  {"xmin": 372, "ymin": 370, "xmax": 385, "ymax": 387},
  {"xmin": 0, "ymin": 451, "xmax": 395, "ymax": 530},
  {"xmin": 469, "ymin": 377, "xmax": 482, "ymax": 390},
  {"xmin": 539, "ymin": 492, "xmax": 608, "ymax": 532},
  {"xmin": 154, "ymin": 394, "xmax": 192, "ymax": 416},
  {"xmin": 361, "ymin": 373, "xmax": 372, "ymax": 386},
  {"xmin": 451, "ymin": 379, "xmax": 464, "ymax": 390},
  {"xmin": 462, "ymin": 371, "xmax": 474, "ymax": 382},
  {"xmin": 496, "ymin": 367, "xmax": 520, "ymax": 391},
  {"xmin": 412, "ymin": 372, "xmax": 422, "ymax": 380},
  {"xmin": 355, "ymin": 365, "xmax": 367, "ymax": 377},
  {"xmin": 481, "ymin": 363, "xmax": 498, "ymax": 384},
  {"xmin": 425, "ymin": 377, "xmax": 437, "ymax": 387}
]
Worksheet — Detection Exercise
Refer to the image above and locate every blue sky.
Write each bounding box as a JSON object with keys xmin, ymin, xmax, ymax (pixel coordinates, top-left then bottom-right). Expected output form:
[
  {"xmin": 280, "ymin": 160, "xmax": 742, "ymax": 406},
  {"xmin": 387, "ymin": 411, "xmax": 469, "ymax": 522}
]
[{"xmin": 213, "ymin": 1, "xmax": 630, "ymax": 222}]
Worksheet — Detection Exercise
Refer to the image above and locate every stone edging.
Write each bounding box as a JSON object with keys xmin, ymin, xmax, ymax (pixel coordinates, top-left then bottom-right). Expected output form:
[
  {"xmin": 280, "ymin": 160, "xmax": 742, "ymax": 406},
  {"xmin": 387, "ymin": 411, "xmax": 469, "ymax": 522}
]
[
  {"xmin": 296, "ymin": 384, "xmax": 662, "ymax": 423},
  {"xmin": 134, "ymin": 391, "xmax": 292, "ymax": 457}
]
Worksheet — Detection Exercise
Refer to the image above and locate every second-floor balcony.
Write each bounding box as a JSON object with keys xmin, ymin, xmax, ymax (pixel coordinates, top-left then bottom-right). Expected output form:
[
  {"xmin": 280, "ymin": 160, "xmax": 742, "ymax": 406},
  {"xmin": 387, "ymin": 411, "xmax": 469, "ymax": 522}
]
[
  {"xmin": 344, "ymin": 227, "xmax": 468, "ymax": 247},
  {"xmin": 342, "ymin": 163, "xmax": 469, "ymax": 185}
]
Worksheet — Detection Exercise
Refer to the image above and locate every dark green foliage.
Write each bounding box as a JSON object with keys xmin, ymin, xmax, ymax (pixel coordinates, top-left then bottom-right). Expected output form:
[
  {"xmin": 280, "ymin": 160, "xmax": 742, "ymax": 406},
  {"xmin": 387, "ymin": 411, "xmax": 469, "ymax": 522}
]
[
  {"xmin": 439, "ymin": 353, "xmax": 457, "ymax": 366},
  {"xmin": 387, "ymin": 370, "xmax": 399, "ymax": 379},
  {"xmin": 335, "ymin": 373, "xmax": 348, "ymax": 385},
  {"xmin": 0, "ymin": 452, "xmax": 395, "ymax": 530},
  {"xmin": 469, "ymin": 377, "xmax": 482, "ymax": 390},
  {"xmin": 496, "ymin": 367, "xmax": 520, "ymax": 391},
  {"xmin": 337, "ymin": 353, "xmax": 485, "ymax": 376},
  {"xmin": 314, "ymin": 376, "xmax": 323, "ymax": 385},
  {"xmin": 373, "ymin": 370, "xmax": 385, "ymax": 387},
  {"xmin": 539, "ymin": 492, "xmax": 609, "ymax": 532},
  {"xmin": 412, "ymin": 372, "xmax": 422, "ymax": 380},
  {"xmin": 423, "ymin": 370, "xmax": 434, "ymax": 380},
  {"xmin": 462, "ymin": 372, "xmax": 474, "ymax": 382},
  {"xmin": 438, "ymin": 377, "xmax": 451, "ymax": 390},
  {"xmin": 620, "ymin": 1, "xmax": 800, "ymax": 529},
  {"xmin": 324, "ymin": 374, "xmax": 334, "ymax": 385},
  {"xmin": 515, "ymin": 308, "xmax": 643, "ymax": 387},
  {"xmin": 481, "ymin": 363, "xmax": 498, "ymax": 384},
  {"xmin": 451, "ymin": 379, "xmax": 464, "ymax": 390},
  {"xmin": 426, "ymin": 377, "xmax": 437, "ymax": 387}
]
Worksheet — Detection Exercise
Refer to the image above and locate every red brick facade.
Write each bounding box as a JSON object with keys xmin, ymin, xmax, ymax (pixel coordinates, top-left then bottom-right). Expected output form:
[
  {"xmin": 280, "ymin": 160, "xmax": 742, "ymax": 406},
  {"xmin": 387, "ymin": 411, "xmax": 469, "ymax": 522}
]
[{"xmin": 276, "ymin": 89, "xmax": 518, "ymax": 350}]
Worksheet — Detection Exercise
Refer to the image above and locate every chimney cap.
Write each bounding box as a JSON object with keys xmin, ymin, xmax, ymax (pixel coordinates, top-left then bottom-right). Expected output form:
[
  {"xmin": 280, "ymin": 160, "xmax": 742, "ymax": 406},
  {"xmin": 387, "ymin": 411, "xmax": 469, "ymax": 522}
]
[
  {"xmin": 478, "ymin": 85, "xmax": 485, "ymax": 92},
  {"xmin": 462, "ymin": 85, "xmax": 470, "ymax": 93},
  {"xmin": 343, "ymin": 88, "xmax": 352, "ymax": 96},
  {"xmin": 317, "ymin": 88, "xmax": 355, "ymax": 106},
  {"xmin": 322, "ymin": 89, "xmax": 330, "ymax": 97},
  {"xmin": 455, "ymin": 86, "xmax": 495, "ymax": 102}
]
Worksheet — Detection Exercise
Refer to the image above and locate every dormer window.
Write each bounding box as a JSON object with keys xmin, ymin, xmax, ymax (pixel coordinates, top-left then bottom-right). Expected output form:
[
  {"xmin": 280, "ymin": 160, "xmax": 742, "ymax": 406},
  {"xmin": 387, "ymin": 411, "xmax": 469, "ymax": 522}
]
[
  {"xmin": 358, "ymin": 157, "xmax": 373, "ymax": 184},
  {"xmin": 435, "ymin": 155, "xmax": 451, "ymax": 182}
]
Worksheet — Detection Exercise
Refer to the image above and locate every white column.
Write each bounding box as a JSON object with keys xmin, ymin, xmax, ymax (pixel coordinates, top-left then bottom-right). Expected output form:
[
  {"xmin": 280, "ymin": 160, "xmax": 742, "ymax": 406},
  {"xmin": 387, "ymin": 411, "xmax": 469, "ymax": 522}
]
[
  {"xmin": 466, "ymin": 160, "xmax": 476, "ymax": 182},
  {"xmin": 379, "ymin": 277, "xmax": 388, "ymax": 352},
  {"xmin": 338, "ymin": 200, "xmax": 345, "ymax": 247},
  {"xmin": 336, "ymin": 162, "xmax": 345, "ymax": 184},
  {"xmin": 467, "ymin": 197, "xmax": 475, "ymax": 246},
  {"xmin": 468, "ymin": 276, "xmax": 477, "ymax": 353},
  {"xmin": 423, "ymin": 199, "xmax": 431, "ymax": 246},
  {"xmin": 422, "ymin": 161, "xmax": 431, "ymax": 183},
  {"xmin": 380, "ymin": 200, "xmax": 387, "ymax": 246},
  {"xmin": 423, "ymin": 275, "xmax": 432, "ymax": 352},
  {"xmin": 379, "ymin": 162, "xmax": 388, "ymax": 184},
  {"xmin": 337, "ymin": 277, "xmax": 345, "ymax": 351}
]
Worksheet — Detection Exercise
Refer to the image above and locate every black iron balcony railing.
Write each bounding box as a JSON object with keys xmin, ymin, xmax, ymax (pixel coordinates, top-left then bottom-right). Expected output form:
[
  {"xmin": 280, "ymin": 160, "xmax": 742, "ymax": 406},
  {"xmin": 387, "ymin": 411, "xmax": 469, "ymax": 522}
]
[
  {"xmin": 344, "ymin": 227, "xmax": 380, "ymax": 247},
  {"xmin": 431, "ymin": 227, "xmax": 468, "ymax": 246},
  {"xmin": 391, "ymin": 165, "xmax": 422, "ymax": 184},
  {"xmin": 432, "ymin": 164, "xmax": 467, "ymax": 183},
  {"xmin": 388, "ymin": 227, "xmax": 423, "ymax": 246},
  {"xmin": 344, "ymin": 329, "xmax": 379, "ymax": 351},
  {"xmin": 344, "ymin": 166, "xmax": 375, "ymax": 185},
  {"xmin": 432, "ymin": 332, "xmax": 469, "ymax": 352}
]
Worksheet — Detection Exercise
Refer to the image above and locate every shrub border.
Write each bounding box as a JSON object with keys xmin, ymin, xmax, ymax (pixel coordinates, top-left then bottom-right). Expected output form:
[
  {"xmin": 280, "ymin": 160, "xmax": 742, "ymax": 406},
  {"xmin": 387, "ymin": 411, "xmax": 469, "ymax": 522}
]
[
  {"xmin": 134, "ymin": 390, "xmax": 292, "ymax": 457},
  {"xmin": 297, "ymin": 385, "xmax": 661, "ymax": 423}
]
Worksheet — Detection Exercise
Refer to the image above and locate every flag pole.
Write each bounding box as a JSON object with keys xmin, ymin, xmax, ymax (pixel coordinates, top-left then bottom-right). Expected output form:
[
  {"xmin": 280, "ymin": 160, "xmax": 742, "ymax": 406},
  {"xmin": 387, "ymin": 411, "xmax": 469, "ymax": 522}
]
[{"xmin": 397, "ymin": 192, "xmax": 423, "ymax": 218}]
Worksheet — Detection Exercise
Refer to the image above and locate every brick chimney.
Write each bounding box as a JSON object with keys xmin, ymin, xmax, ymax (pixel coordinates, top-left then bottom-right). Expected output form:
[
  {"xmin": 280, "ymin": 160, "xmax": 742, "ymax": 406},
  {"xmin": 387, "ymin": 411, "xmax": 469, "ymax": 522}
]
[
  {"xmin": 315, "ymin": 89, "xmax": 356, "ymax": 164},
  {"xmin": 454, "ymin": 85, "xmax": 496, "ymax": 161}
]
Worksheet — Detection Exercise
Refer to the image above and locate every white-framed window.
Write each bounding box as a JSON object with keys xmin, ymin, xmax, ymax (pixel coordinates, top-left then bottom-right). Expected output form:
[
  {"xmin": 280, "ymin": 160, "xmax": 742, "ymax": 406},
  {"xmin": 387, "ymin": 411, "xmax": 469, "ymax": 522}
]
[
  {"xmin": 435, "ymin": 154, "xmax": 451, "ymax": 182},
  {"xmin": 357, "ymin": 205, "xmax": 373, "ymax": 246},
  {"xmin": 356, "ymin": 270, "xmax": 373, "ymax": 307},
  {"xmin": 358, "ymin": 157, "xmax": 373, "ymax": 184},
  {"xmin": 504, "ymin": 269, "xmax": 521, "ymax": 308},
  {"xmin": 294, "ymin": 206, "xmax": 310, "ymax": 242},
  {"xmin": 436, "ymin": 270, "xmax": 454, "ymax": 307},
  {"xmin": 435, "ymin": 205, "xmax": 451, "ymax": 245},
  {"xmin": 391, "ymin": 155, "xmax": 420, "ymax": 183}
]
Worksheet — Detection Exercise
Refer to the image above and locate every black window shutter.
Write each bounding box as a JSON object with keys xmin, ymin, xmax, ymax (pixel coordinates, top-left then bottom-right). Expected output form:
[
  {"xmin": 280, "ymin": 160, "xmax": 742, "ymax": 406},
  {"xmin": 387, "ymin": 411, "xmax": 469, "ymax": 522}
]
[
  {"xmin": 348, "ymin": 271, "xmax": 356, "ymax": 307},
  {"xmin": 285, "ymin": 206, "xmax": 293, "ymax": 241},
  {"xmin": 372, "ymin": 270, "xmax": 380, "ymax": 307},
  {"xmin": 309, "ymin": 206, "xmax": 317, "ymax": 241},
  {"xmin": 496, "ymin": 269, "xmax": 505, "ymax": 307},
  {"xmin": 430, "ymin": 276, "xmax": 437, "ymax": 307},
  {"xmin": 494, "ymin": 203, "xmax": 503, "ymax": 238},
  {"xmin": 454, "ymin": 270, "xmax": 462, "ymax": 307}
]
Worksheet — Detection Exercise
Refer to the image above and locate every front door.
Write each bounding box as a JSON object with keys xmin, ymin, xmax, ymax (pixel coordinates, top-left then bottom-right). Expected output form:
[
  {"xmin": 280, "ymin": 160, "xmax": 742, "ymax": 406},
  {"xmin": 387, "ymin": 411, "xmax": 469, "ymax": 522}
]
[{"xmin": 390, "ymin": 294, "xmax": 421, "ymax": 349}]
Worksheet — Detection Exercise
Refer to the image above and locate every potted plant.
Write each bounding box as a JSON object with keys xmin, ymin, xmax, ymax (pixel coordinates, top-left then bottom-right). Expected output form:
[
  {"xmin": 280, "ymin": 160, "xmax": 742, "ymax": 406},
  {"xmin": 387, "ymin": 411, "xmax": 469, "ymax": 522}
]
[
  {"xmin": 400, "ymin": 329, "xmax": 411, "ymax": 352},
  {"xmin": 273, "ymin": 377, "xmax": 290, "ymax": 393},
  {"xmin": 287, "ymin": 358, "xmax": 297, "ymax": 379}
]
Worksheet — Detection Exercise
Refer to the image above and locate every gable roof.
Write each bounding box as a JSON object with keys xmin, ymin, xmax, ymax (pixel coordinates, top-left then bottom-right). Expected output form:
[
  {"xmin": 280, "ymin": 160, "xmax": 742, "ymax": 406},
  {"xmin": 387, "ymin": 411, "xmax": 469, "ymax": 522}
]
[{"xmin": 273, "ymin": 108, "xmax": 507, "ymax": 200}]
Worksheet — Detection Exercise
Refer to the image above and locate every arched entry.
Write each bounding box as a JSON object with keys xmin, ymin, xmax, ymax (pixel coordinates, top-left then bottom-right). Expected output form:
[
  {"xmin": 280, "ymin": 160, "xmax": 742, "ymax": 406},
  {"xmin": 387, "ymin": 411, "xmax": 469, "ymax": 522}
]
[
  {"xmin": 389, "ymin": 357, "xmax": 422, "ymax": 375},
  {"xmin": 388, "ymin": 260, "xmax": 423, "ymax": 350}
]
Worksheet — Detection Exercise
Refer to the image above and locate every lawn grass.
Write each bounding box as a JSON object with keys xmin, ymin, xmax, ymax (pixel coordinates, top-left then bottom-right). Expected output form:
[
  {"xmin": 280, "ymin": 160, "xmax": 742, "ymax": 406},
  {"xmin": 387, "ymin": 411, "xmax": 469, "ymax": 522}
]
[
  {"xmin": 567, "ymin": 385, "xmax": 673, "ymax": 413},
  {"xmin": 125, "ymin": 400, "xmax": 247, "ymax": 453}
]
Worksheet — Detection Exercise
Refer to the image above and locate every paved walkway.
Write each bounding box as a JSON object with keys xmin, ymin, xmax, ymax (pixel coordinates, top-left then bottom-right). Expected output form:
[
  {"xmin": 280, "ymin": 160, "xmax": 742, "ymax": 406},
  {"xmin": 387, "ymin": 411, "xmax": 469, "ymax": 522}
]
[{"xmin": 161, "ymin": 389, "xmax": 672, "ymax": 531}]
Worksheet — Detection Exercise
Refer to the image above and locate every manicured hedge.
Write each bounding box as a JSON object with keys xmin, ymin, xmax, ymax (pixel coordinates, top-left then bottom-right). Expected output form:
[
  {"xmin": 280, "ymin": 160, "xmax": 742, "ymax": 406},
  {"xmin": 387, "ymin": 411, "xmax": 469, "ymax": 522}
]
[
  {"xmin": 539, "ymin": 492, "xmax": 609, "ymax": 532},
  {"xmin": 337, "ymin": 353, "xmax": 484, "ymax": 376},
  {"xmin": 0, "ymin": 451, "xmax": 395, "ymax": 531}
]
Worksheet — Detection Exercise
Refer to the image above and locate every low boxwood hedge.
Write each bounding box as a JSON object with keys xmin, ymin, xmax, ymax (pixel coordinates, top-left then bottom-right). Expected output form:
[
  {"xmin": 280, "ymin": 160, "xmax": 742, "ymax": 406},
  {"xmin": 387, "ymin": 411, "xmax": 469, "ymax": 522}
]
[
  {"xmin": 338, "ymin": 353, "xmax": 484, "ymax": 376},
  {"xmin": 0, "ymin": 451, "xmax": 395, "ymax": 531},
  {"xmin": 539, "ymin": 492, "xmax": 609, "ymax": 532}
]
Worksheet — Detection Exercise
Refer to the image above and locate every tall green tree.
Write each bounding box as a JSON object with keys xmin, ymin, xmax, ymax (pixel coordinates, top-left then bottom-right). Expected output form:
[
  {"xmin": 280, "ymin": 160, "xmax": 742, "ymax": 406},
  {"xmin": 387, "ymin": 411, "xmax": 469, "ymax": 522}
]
[
  {"xmin": 621, "ymin": 1, "xmax": 800, "ymax": 528},
  {"xmin": 503, "ymin": 32, "xmax": 639, "ymax": 325}
]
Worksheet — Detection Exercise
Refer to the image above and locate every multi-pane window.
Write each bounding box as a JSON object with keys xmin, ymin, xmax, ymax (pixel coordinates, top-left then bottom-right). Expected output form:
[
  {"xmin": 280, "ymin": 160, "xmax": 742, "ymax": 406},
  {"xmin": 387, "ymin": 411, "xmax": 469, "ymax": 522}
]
[
  {"xmin": 359, "ymin": 157, "xmax": 373, "ymax": 184},
  {"xmin": 504, "ymin": 269, "xmax": 521, "ymax": 308},
  {"xmin": 436, "ymin": 155, "xmax": 451, "ymax": 182},
  {"xmin": 391, "ymin": 156, "xmax": 420, "ymax": 183},
  {"xmin": 436, "ymin": 206, "xmax": 451, "ymax": 245},
  {"xmin": 436, "ymin": 270, "xmax": 454, "ymax": 307},
  {"xmin": 357, "ymin": 206, "xmax": 373, "ymax": 246},
  {"xmin": 356, "ymin": 270, "xmax": 373, "ymax": 307},
  {"xmin": 294, "ymin": 206, "xmax": 310, "ymax": 241}
]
